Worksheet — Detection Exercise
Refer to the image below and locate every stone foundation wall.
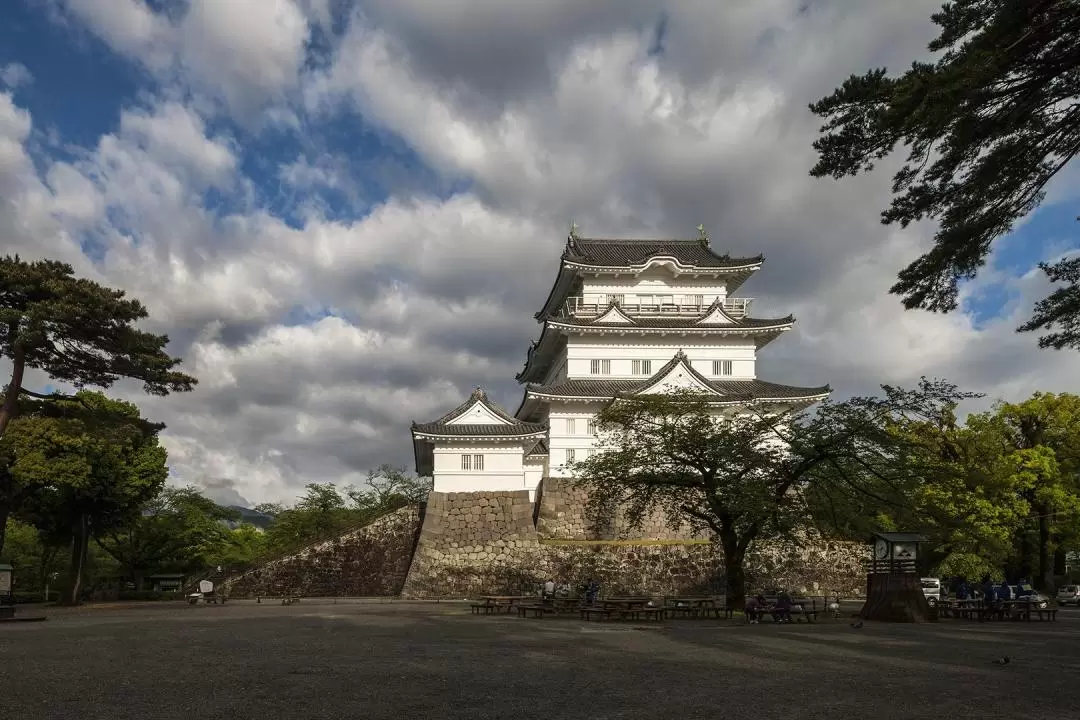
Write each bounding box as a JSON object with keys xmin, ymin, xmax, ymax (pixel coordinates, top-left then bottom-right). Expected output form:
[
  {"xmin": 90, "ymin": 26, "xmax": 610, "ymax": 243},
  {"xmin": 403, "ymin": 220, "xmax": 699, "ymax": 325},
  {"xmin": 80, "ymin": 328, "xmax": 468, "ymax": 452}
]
[
  {"xmin": 224, "ymin": 485, "xmax": 868, "ymax": 600},
  {"xmin": 223, "ymin": 506, "xmax": 422, "ymax": 598},
  {"xmin": 401, "ymin": 490, "xmax": 541, "ymax": 597},
  {"xmin": 535, "ymin": 478, "xmax": 708, "ymax": 541}
]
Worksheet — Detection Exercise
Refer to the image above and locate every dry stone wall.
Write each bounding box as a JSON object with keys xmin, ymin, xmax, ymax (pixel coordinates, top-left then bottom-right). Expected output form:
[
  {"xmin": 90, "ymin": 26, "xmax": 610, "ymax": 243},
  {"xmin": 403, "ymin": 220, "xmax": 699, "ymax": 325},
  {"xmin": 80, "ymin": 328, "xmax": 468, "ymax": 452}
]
[
  {"xmin": 401, "ymin": 490, "xmax": 542, "ymax": 597},
  {"xmin": 536, "ymin": 478, "xmax": 709, "ymax": 541},
  {"xmin": 224, "ymin": 482, "xmax": 868, "ymax": 600},
  {"xmin": 401, "ymin": 484, "xmax": 867, "ymax": 598},
  {"xmin": 223, "ymin": 506, "xmax": 422, "ymax": 598}
]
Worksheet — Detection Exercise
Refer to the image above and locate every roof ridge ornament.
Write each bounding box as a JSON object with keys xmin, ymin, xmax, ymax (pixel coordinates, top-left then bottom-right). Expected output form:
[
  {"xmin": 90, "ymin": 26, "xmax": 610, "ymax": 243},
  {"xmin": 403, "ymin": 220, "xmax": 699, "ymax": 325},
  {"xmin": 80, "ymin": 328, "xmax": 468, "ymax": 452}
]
[
  {"xmin": 696, "ymin": 224, "xmax": 709, "ymax": 248},
  {"xmin": 567, "ymin": 221, "xmax": 580, "ymax": 249},
  {"xmin": 471, "ymin": 386, "xmax": 486, "ymax": 400}
]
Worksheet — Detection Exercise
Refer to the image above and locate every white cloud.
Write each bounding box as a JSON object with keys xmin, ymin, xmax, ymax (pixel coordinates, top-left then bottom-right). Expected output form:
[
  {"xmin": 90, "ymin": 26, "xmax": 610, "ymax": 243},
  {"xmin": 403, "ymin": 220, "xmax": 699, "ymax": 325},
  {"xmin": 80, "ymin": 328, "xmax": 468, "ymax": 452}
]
[
  {"xmin": 0, "ymin": 63, "xmax": 34, "ymax": 89},
  {"xmin": 60, "ymin": 0, "xmax": 310, "ymax": 117},
  {"xmin": 3, "ymin": 1, "xmax": 1078, "ymax": 505}
]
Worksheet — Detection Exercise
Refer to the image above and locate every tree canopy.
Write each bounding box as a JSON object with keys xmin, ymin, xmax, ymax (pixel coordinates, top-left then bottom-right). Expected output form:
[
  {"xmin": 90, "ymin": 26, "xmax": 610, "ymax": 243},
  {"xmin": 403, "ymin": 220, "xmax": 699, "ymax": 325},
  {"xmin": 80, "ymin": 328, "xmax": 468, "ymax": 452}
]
[
  {"xmin": 5, "ymin": 391, "xmax": 169, "ymax": 602},
  {"xmin": 809, "ymin": 0, "xmax": 1080, "ymax": 349},
  {"xmin": 0, "ymin": 255, "xmax": 197, "ymax": 438},
  {"xmin": 570, "ymin": 381, "xmax": 976, "ymax": 607}
]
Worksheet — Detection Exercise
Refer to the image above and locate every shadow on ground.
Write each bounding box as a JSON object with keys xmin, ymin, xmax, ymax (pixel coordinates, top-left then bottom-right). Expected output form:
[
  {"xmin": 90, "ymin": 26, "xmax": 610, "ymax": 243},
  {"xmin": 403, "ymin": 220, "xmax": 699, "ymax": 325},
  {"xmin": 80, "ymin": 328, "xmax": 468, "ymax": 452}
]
[{"xmin": 2, "ymin": 601, "xmax": 1077, "ymax": 720}]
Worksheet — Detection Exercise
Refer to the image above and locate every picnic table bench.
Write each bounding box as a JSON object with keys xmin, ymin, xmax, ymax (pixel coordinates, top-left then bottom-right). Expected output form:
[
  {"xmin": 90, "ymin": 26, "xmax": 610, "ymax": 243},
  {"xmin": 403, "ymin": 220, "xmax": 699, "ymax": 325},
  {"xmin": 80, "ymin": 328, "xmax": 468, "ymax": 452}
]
[
  {"xmin": 664, "ymin": 597, "xmax": 734, "ymax": 620},
  {"xmin": 281, "ymin": 595, "xmax": 301, "ymax": 606},
  {"xmin": 746, "ymin": 597, "xmax": 819, "ymax": 623},
  {"xmin": 517, "ymin": 604, "xmax": 557, "ymax": 618},
  {"xmin": 471, "ymin": 596, "xmax": 530, "ymax": 615}
]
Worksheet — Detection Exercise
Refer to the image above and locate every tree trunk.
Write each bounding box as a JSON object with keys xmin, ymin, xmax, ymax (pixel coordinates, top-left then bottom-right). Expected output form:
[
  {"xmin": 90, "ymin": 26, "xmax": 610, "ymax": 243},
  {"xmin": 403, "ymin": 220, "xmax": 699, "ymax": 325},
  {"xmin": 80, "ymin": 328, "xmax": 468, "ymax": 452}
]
[
  {"xmin": 62, "ymin": 514, "xmax": 90, "ymax": 606},
  {"xmin": 0, "ymin": 500, "xmax": 9, "ymax": 558},
  {"xmin": 0, "ymin": 340, "xmax": 26, "ymax": 440},
  {"xmin": 719, "ymin": 531, "xmax": 747, "ymax": 610},
  {"xmin": 1017, "ymin": 527, "xmax": 1035, "ymax": 579},
  {"xmin": 1054, "ymin": 546, "xmax": 1067, "ymax": 577},
  {"xmin": 860, "ymin": 572, "xmax": 936, "ymax": 623},
  {"xmin": 1037, "ymin": 512, "xmax": 1052, "ymax": 590}
]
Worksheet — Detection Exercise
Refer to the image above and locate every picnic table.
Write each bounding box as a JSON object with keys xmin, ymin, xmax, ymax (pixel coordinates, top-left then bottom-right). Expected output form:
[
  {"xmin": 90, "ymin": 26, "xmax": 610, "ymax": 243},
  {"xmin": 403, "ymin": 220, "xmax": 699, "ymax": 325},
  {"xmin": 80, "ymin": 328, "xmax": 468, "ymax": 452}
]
[
  {"xmin": 471, "ymin": 596, "xmax": 531, "ymax": 615},
  {"xmin": 664, "ymin": 596, "xmax": 732, "ymax": 619},
  {"xmin": 939, "ymin": 598, "xmax": 1058, "ymax": 622},
  {"xmin": 745, "ymin": 597, "xmax": 819, "ymax": 623},
  {"xmin": 581, "ymin": 597, "xmax": 664, "ymax": 622}
]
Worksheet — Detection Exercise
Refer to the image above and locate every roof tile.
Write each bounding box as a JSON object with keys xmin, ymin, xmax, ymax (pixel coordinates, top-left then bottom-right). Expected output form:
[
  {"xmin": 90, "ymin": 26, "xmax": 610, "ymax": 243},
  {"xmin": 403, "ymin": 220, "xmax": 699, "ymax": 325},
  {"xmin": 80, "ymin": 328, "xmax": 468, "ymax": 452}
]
[{"xmin": 565, "ymin": 238, "xmax": 762, "ymax": 268}]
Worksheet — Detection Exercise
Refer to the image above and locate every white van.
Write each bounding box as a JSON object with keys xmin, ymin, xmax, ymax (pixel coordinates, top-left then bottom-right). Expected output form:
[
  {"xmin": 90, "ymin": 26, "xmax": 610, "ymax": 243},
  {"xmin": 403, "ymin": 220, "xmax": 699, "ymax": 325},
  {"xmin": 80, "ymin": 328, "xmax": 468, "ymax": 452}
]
[{"xmin": 920, "ymin": 578, "xmax": 945, "ymax": 607}]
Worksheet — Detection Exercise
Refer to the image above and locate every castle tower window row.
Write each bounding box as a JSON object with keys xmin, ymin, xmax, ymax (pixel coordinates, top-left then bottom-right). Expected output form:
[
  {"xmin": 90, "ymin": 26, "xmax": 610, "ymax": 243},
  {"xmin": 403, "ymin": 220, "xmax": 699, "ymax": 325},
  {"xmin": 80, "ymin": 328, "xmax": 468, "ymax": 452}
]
[
  {"xmin": 589, "ymin": 359, "xmax": 612, "ymax": 374},
  {"xmin": 413, "ymin": 235, "xmax": 831, "ymax": 494}
]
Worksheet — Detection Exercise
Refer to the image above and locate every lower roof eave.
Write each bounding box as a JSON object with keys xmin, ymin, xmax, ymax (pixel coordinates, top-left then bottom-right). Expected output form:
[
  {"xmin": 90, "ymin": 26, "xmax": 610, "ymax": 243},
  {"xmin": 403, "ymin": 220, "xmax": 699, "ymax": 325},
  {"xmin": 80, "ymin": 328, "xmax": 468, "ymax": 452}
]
[{"xmin": 411, "ymin": 430, "xmax": 548, "ymax": 442}]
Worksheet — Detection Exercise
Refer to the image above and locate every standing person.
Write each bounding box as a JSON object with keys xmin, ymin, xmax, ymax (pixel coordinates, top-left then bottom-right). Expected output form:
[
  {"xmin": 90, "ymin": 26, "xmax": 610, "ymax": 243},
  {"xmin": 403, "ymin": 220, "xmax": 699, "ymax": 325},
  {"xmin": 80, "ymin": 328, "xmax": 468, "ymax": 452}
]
[{"xmin": 584, "ymin": 578, "xmax": 600, "ymax": 605}]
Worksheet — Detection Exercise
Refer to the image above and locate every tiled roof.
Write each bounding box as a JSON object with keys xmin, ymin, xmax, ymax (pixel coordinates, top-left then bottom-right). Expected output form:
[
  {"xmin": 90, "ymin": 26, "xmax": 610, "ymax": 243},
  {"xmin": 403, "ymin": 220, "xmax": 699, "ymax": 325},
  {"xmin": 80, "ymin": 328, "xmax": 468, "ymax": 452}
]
[
  {"xmin": 412, "ymin": 387, "xmax": 547, "ymax": 437},
  {"xmin": 564, "ymin": 238, "xmax": 762, "ymax": 268},
  {"xmin": 411, "ymin": 422, "xmax": 547, "ymax": 436},
  {"xmin": 551, "ymin": 314, "xmax": 795, "ymax": 330},
  {"xmin": 526, "ymin": 439, "xmax": 549, "ymax": 456},
  {"xmin": 525, "ymin": 377, "xmax": 831, "ymax": 402}
]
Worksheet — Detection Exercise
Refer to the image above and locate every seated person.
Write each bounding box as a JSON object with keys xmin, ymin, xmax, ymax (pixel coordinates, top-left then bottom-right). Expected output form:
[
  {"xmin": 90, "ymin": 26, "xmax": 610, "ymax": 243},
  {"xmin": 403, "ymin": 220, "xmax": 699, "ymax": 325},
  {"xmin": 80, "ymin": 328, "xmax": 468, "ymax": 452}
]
[
  {"xmin": 772, "ymin": 592, "xmax": 793, "ymax": 623},
  {"xmin": 542, "ymin": 579, "xmax": 556, "ymax": 601},
  {"xmin": 744, "ymin": 594, "xmax": 762, "ymax": 624}
]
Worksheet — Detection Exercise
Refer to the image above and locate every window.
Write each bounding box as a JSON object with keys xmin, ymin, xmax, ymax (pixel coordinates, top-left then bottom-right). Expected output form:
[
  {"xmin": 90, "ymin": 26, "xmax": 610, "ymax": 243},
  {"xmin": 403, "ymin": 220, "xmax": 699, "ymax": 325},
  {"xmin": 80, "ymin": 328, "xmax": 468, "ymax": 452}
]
[
  {"xmin": 713, "ymin": 360, "xmax": 733, "ymax": 376},
  {"xmin": 683, "ymin": 295, "xmax": 703, "ymax": 307},
  {"xmin": 586, "ymin": 419, "xmax": 596, "ymax": 434},
  {"xmin": 461, "ymin": 454, "xmax": 472, "ymax": 471},
  {"xmin": 473, "ymin": 454, "xmax": 484, "ymax": 471},
  {"xmin": 612, "ymin": 294, "xmax": 625, "ymax": 305},
  {"xmin": 632, "ymin": 359, "xmax": 652, "ymax": 375},
  {"xmin": 590, "ymin": 359, "xmax": 611, "ymax": 375},
  {"xmin": 566, "ymin": 418, "xmax": 576, "ymax": 434},
  {"xmin": 566, "ymin": 449, "xmax": 576, "ymax": 464}
]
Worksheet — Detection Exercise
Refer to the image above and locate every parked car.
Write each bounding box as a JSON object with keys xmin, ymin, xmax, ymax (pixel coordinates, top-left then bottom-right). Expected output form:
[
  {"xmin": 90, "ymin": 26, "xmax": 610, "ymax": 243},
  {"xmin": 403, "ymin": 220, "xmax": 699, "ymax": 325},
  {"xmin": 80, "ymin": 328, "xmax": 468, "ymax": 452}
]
[
  {"xmin": 1057, "ymin": 585, "xmax": 1080, "ymax": 606},
  {"xmin": 920, "ymin": 578, "xmax": 946, "ymax": 607},
  {"xmin": 1020, "ymin": 589, "xmax": 1050, "ymax": 609}
]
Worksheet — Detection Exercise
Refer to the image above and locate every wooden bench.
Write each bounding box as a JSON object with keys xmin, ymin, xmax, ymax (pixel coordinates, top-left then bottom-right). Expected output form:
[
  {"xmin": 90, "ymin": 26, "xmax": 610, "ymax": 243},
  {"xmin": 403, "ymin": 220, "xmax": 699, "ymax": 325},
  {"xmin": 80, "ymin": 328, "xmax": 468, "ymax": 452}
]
[
  {"xmin": 702, "ymin": 605, "xmax": 735, "ymax": 619},
  {"xmin": 747, "ymin": 598, "xmax": 818, "ymax": 623},
  {"xmin": 580, "ymin": 607, "xmax": 613, "ymax": 621},
  {"xmin": 281, "ymin": 596, "xmax": 301, "ymax": 606},
  {"xmin": 517, "ymin": 604, "xmax": 555, "ymax": 619},
  {"xmin": 1014, "ymin": 605, "xmax": 1059, "ymax": 621},
  {"xmin": 616, "ymin": 607, "xmax": 664, "ymax": 622},
  {"xmin": 665, "ymin": 605, "xmax": 704, "ymax": 619}
]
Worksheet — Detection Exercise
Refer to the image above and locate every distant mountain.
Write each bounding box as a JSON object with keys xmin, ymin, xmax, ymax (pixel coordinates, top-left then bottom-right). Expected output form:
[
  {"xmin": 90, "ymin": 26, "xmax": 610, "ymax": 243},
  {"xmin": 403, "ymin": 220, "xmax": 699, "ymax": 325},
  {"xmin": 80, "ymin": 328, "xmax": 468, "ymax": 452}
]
[{"xmin": 222, "ymin": 505, "xmax": 275, "ymax": 530}]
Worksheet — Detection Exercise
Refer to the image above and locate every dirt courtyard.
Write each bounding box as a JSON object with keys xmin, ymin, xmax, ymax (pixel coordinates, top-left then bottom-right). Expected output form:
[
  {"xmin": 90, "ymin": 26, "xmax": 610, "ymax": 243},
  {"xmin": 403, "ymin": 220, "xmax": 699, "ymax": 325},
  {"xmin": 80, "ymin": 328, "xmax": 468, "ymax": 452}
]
[{"xmin": 2, "ymin": 600, "xmax": 1077, "ymax": 719}]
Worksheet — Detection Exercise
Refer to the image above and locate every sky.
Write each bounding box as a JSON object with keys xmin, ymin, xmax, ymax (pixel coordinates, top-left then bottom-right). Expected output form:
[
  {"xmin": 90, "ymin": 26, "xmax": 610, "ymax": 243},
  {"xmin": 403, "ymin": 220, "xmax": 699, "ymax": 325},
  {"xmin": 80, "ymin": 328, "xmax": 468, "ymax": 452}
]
[{"xmin": 1, "ymin": 0, "xmax": 1077, "ymax": 508}]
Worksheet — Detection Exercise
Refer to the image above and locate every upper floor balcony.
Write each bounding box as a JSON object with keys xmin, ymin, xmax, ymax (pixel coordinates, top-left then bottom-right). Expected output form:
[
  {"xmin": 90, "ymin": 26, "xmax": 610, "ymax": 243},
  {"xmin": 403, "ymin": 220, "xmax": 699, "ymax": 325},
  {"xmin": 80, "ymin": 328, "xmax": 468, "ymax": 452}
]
[{"xmin": 564, "ymin": 295, "xmax": 753, "ymax": 318}]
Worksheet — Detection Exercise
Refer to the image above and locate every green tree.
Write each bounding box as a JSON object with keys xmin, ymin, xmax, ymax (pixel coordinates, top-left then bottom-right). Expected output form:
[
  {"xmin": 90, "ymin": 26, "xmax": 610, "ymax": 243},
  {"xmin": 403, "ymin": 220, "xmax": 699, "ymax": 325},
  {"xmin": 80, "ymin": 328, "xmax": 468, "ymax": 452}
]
[
  {"xmin": 259, "ymin": 469, "xmax": 428, "ymax": 557},
  {"xmin": 571, "ymin": 381, "xmax": 975, "ymax": 609},
  {"xmin": 347, "ymin": 464, "xmax": 430, "ymax": 511},
  {"xmin": 0, "ymin": 255, "xmax": 196, "ymax": 440},
  {"xmin": 208, "ymin": 523, "xmax": 267, "ymax": 569},
  {"xmin": 95, "ymin": 486, "xmax": 240, "ymax": 587},
  {"xmin": 872, "ymin": 408, "xmax": 1032, "ymax": 579},
  {"xmin": 809, "ymin": 0, "xmax": 1080, "ymax": 348},
  {"xmin": 8, "ymin": 391, "xmax": 169, "ymax": 603},
  {"xmin": 261, "ymin": 483, "xmax": 351, "ymax": 554},
  {"xmin": 991, "ymin": 392, "xmax": 1080, "ymax": 585}
]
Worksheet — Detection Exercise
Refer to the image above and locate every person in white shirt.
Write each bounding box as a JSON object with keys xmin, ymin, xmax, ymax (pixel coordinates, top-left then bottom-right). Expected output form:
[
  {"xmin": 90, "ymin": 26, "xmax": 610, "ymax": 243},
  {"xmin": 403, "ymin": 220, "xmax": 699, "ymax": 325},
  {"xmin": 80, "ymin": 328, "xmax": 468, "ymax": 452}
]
[{"xmin": 542, "ymin": 579, "xmax": 556, "ymax": 600}]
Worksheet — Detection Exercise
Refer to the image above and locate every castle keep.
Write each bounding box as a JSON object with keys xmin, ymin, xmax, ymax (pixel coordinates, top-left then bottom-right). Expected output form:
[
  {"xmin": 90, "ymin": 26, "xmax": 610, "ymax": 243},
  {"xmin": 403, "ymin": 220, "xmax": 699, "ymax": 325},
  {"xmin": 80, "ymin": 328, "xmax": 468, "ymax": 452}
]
[
  {"xmin": 413, "ymin": 232, "xmax": 830, "ymax": 497},
  {"xmin": 227, "ymin": 234, "xmax": 865, "ymax": 599}
]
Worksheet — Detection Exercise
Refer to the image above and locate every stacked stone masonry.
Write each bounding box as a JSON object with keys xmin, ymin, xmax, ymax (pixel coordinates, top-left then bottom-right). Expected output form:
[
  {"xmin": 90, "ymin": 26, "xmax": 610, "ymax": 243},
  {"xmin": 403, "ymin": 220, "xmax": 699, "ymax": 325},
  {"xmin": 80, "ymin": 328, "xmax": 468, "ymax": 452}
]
[
  {"xmin": 223, "ymin": 506, "xmax": 422, "ymax": 598},
  {"xmin": 225, "ymin": 484, "xmax": 868, "ymax": 600}
]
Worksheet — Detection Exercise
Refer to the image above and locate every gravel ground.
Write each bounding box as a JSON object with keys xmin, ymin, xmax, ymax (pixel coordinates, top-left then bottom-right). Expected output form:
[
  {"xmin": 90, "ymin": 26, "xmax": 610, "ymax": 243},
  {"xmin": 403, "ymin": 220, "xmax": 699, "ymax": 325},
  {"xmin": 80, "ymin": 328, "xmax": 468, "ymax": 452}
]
[{"xmin": 2, "ymin": 600, "xmax": 1078, "ymax": 720}]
